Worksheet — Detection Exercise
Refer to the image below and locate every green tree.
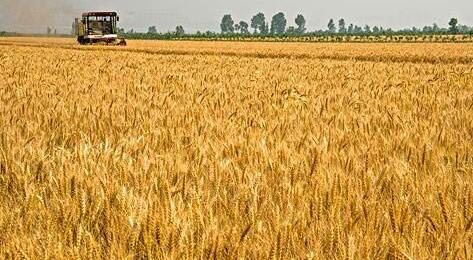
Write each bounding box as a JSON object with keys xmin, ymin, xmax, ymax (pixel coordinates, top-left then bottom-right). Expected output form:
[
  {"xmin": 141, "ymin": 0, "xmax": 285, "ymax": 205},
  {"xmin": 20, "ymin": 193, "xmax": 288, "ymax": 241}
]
[
  {"xmin": 458, "ymin": 25, "xmax": 471, "ymax": 34},
  {"xmin": 354, "ymin": 25, "xmax": 363, "ymax": 34},
  {"xmin": 295, "ymin": 14, "xmax": 306, "ymax": 34},
  {"xmin": 175, "ymin": 25, "xmax": 185, "ymax": 36},
  {"xmin": 239, "ymin": 21, "xmax": 250, "ymax": 34},
  {"xmin": 270, "ymin": 12, "xmax": 287, "ymax": 34},
  {"xmin": 449, "ymin": 18, "xmax": 458, "ymax": 34},
  {"xmin": 347, "ymin": 23, "xmax": 354, "ymax": 34},
  {"xmin": 234, "ymin": 23, "xmax": 241, "ymax": 33},
  {"xmin": 251, "ymin": 12, "xmax": 266, "ymax": 34},
  {"xmin": 286, "ymin": 26, "xmax": 296, "ymax": 34},
  {"xmin": 148, "ymin": 26, "xmax": 157, "ymax": 34},
  {"xmin": 327, "ymin": 19, "xmax": 336, "ymax": 33},
  {"xmin": 261, "ymin": 22, "xmax": 269, "ymax": 34},
  {"xmin": 205, "ymin": 31, "xmax": 216, "ymax": 37},
  {"xmin": 220, "ymin": 14, "xmax": 235, "ymax": 34},
  {"xmin": 372, "ymin": 26, "xmax": 380, "ymax": 34},
  {"xmin": 364, "ymin": 25, "xmax": 371, "ymax": 34},
  {"xmin": 338, "ymin": 18, "xmax": 346, "ymax": 34}
]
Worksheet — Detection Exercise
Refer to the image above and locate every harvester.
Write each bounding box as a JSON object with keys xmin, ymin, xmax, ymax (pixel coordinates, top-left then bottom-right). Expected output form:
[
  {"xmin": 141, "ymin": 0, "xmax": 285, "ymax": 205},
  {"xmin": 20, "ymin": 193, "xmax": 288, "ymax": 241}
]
[{"xmin": 73, "ymin": 12, "xmax": 126, "ymax": 46}]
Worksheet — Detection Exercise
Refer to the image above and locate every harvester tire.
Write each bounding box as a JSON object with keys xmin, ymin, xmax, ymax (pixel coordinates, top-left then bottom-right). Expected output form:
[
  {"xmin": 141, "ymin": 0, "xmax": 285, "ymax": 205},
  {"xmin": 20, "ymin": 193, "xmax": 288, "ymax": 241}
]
[{"xmin": 77, "ymin": 36, "xmax": 86, "ymax": 45}]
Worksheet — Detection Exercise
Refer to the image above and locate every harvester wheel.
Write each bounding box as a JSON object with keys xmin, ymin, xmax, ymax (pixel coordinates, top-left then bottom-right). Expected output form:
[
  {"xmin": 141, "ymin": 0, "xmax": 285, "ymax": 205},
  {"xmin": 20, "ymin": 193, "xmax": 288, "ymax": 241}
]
[
  {"xmin": 77, "ymin": 36, "xmax": 86, "ymax": 45},
  {"xmin": 118, "ymin": 38, "xmax": 127, "ymax": 46}
]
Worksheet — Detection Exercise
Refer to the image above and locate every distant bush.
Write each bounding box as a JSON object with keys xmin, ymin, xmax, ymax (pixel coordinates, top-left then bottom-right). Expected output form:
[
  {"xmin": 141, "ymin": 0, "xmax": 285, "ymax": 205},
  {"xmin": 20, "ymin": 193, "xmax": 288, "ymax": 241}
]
[{"xmin": 120, "ymin": 31, "xmax": 473, "ymax": 44}]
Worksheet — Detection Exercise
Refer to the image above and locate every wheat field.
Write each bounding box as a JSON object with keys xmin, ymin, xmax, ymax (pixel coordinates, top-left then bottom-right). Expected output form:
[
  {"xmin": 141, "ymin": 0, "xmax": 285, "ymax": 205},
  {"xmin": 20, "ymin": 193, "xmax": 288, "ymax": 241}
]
[{"xmin": 1, "ymin": 37, "xmax": 473, "ymax": 259}]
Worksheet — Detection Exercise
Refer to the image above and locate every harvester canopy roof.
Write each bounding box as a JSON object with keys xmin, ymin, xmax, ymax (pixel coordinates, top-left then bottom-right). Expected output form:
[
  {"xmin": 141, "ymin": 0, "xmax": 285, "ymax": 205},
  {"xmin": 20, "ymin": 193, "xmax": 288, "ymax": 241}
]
[{"xmin": 82, "ymin": 12, "xmax": 117, "ymax": 17}]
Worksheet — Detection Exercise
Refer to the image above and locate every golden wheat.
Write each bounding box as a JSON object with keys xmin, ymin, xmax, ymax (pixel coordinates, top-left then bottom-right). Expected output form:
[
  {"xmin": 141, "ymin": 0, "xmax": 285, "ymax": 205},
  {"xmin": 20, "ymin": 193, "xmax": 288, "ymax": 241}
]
[{"xmin": 0, "ymin": 37, "xmax": 473, "ymax": 259}]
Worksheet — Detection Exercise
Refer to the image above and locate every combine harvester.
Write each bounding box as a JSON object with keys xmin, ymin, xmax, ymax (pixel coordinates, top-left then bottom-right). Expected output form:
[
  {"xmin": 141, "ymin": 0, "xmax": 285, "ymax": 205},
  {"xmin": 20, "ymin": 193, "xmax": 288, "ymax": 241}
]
[{"xmin": 73, "ymin": 12, "xmax": 126, "ymax": 46}]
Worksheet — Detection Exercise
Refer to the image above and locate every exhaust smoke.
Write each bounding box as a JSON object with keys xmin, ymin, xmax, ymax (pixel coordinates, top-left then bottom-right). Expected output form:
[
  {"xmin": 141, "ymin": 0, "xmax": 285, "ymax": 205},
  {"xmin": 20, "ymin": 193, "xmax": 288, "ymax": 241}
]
[{"xmin": 0, "ymin": 0, "xmax": 78, "ymax": 34}]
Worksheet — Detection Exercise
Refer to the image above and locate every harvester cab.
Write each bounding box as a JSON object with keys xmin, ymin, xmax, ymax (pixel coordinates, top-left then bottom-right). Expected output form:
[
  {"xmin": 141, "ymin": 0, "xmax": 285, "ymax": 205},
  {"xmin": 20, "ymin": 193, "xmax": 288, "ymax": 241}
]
[{"xmin": 73, "ymin": 12, "xmax": 126, "ymax": 46}]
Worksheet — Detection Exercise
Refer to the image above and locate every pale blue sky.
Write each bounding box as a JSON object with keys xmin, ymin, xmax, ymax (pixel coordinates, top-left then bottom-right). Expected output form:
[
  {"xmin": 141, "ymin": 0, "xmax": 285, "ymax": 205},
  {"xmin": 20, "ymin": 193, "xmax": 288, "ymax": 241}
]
[{"xmin": 1, "ymin": 0, "xmax": 472, "ymax": 33}]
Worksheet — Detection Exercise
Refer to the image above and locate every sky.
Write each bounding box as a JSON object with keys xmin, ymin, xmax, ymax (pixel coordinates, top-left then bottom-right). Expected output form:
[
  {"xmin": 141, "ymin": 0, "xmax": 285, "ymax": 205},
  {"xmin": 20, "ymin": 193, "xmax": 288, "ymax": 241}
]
[{"xmin": 0, "ymin": 0, "xmax": 472, "ymax": 34}]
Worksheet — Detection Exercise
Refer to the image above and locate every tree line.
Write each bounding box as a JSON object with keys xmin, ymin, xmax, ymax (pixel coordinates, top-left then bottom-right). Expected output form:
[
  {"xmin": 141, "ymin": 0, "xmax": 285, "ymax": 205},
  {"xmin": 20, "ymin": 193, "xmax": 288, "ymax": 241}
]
[
  {"xmin": 120, "ymin": 13, "xmax": 470, "ymax": 39},
  {"xmin": 219, "ymin": 13, "xmax": 469, "ymax": 35}
]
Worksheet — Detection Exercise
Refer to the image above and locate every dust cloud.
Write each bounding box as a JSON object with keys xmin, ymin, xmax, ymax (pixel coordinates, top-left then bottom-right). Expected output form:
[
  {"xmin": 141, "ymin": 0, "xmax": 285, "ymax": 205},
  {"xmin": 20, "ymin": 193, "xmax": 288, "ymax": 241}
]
[{"xmin": 0, "ymin": 0, "xmax": 79, "ymax": 33}]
